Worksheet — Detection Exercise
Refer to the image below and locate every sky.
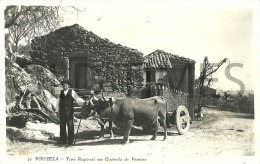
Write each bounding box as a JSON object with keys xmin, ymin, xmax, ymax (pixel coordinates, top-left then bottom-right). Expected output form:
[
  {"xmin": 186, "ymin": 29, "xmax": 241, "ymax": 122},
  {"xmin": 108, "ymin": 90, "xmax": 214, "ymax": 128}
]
[
  {"xmin": 59, "ymin": 1, "xmax": 258, "ymax": 93},
  {"xmin": 1, "ymin": 0, "xmax": 260, "ymax": 93}
]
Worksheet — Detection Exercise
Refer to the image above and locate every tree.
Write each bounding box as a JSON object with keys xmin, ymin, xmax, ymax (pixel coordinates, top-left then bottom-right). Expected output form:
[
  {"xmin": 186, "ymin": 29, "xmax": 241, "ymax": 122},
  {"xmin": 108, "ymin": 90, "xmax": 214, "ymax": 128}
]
[
  {"xmin": 5, "ymin": 6, "xmax": 85, "ymax": 54},
  {"xmin": 5, "ymin": 33, "xmax": 16, "ymax": 61},
  {"xmin": 8, "ymin": 15, "xmax": 35, "ymax": 53},
  {"xmin": 195, "ymin": 57, "xmax": 229, "ymax": 113},
  {"xmin": 5, "ymin": 6, "xmax": 85, "ymax": 29}
]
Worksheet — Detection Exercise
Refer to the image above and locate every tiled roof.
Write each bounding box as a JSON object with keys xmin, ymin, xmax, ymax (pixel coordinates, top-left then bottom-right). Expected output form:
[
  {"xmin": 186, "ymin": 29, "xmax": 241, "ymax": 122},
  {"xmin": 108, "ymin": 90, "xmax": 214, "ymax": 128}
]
[{"xmin": 143, "ymin": 49, "xmax": 195, "ymax": 69}]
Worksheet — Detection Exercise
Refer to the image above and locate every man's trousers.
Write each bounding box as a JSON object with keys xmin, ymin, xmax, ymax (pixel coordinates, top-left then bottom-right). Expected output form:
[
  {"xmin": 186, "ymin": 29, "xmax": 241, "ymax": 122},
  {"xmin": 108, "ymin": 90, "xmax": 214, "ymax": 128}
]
[{"xmin": 59, "ymin": 111, "xmax": 74, "ymax": 143}]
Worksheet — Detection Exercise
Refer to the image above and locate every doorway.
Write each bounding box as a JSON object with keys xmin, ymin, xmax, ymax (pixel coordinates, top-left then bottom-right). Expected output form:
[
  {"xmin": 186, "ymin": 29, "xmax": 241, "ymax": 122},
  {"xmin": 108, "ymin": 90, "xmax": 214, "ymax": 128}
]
[{"xmin": 75, "ymin": 63, "xmax": 92, "ymax": 89}]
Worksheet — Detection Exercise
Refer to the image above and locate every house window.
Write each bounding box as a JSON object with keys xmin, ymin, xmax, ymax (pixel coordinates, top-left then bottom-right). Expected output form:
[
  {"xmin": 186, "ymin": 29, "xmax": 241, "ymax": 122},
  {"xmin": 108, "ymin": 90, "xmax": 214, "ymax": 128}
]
[{"xmin": 146, "ymin": 70, "xmax": 156, "ymax": 82}]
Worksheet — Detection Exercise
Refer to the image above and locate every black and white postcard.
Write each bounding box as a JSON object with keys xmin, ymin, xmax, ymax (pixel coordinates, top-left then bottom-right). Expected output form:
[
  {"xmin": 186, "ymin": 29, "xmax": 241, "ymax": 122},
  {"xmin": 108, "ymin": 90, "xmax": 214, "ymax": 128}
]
[{"xmin": 1, "ymin": 0, "xmax": 259, "ymax": 163}]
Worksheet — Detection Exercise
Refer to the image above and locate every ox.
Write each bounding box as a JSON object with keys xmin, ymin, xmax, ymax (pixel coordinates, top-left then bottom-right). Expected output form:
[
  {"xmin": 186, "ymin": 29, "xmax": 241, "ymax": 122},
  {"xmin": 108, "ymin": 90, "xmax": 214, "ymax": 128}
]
[
  {"xmin": 81, "ymin": 96, "xmax": 114, "ymax": 138},
  {"xmin": 93, "ymin": 95, "xmax": 168, "ymax": 144}
]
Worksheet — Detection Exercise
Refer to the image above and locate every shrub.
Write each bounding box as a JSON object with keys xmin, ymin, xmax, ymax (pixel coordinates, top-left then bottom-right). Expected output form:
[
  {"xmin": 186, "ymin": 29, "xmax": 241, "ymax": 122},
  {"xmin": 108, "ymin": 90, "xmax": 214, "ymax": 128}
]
[{"xmin": 220, "ymin": 94, "xmax": 254, "ymax": 114}]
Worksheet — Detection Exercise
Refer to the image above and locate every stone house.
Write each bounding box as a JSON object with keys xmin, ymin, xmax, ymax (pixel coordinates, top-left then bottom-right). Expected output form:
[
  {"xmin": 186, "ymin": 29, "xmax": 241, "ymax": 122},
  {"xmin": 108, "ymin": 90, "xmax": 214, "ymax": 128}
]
[
  {"xmin": 143, "ymin": 49, "xmax": 196, "ymax": 119},
  {"xmin": 30, "ymin": 24, "xmax": 144, "ymax": 93}
]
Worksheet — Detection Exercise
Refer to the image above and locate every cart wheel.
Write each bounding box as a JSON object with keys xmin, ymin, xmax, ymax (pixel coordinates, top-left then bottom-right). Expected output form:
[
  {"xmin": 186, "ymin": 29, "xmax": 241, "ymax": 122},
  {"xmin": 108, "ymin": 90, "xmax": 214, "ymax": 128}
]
[{"xmin": 175, "ymin": 106, "xmax": 190, "ymax": 134}]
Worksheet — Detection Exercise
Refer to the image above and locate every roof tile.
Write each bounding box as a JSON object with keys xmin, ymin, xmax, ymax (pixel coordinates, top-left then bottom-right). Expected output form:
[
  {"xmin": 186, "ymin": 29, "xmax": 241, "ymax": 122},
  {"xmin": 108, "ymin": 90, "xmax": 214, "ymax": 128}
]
[{"xmin": 143, "ymin": 49, "xmax": 195, "ymax": 68}]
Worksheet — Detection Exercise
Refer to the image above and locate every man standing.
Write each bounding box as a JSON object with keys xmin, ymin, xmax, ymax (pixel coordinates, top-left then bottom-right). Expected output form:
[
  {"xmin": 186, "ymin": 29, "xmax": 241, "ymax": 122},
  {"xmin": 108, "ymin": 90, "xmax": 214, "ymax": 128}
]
[{"xmin": 57, "ymin": 80, "xmax": 84, "ymax": 145}]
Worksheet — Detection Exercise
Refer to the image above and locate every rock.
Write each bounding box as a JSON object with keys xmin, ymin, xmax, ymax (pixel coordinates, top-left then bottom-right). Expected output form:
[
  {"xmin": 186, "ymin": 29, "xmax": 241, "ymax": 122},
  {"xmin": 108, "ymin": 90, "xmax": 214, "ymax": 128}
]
[
  {"xmin": 7, "ymin": 114, "xmax": 30, "ymax": 128},
  {"xmin": 50, "ymin": 86, "xmax": 62, "ymax": 98},
  {"xmin": 5, "ymin": 57, "xmax": 38, "ymax": 105},
  {"xmin": 6, "ymin": 127, "xmax": 28, "ymax": 140},
  {"xmin": 5, "ymin": 57, "xmax": 60, "ymax": 123},
  {"xmin": 25, "ymin": 64, "xmax": 60, "ymax": 94},
  {"xmin": 5, "ymin": 57, "xmax": 39, "ymax": 94},
  {"xmin": 6, "ymin": 101, "xmax": 16, "ymax": 113},
  {"xmin": 6, "ymin": 126, "xmax": 52, "ymax": 141},
  {"xmin": 25, "ymin": 121, "xmax": 60, "ymax": 138},
  {"xmin": 40, "ymin": 89, "xmax": 58, "ymax": 112},
  {"xmin": 6, "ymin": 121, "xmax": 60, "ymax": 141}
]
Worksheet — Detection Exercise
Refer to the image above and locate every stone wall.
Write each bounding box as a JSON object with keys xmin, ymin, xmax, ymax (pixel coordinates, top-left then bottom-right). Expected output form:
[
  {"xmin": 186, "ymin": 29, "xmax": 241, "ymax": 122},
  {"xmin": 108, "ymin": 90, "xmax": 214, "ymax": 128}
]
[{"xmin": 30, "ymin": 24, "xmax": 144, "ymax": 94}]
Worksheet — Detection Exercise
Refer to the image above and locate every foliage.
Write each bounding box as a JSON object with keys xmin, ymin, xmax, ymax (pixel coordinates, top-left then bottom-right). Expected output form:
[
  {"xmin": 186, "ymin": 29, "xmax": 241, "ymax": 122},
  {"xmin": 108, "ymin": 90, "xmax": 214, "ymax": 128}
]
[
  {"xmin": 219, "ymin": 92, "xmax": 254, "ymax": 114},
  {"xmin": 16, "ymin": 56, "xmax": 33, "ymax": 68},
  {"xmin": 15, "ymin": 44, "xmax": 33, "ymax": 68},
  {"xmin": 18, "ymin": 44, "xmax": 31, "ymax": 58}
]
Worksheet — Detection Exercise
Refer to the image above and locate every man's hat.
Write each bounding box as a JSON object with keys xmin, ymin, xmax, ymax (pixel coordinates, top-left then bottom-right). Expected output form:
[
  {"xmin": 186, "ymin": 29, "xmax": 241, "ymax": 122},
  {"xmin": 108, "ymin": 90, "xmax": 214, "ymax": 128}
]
[{"xmin": 60, "ymin": 80, "xmax": 72, "ymax": 86}]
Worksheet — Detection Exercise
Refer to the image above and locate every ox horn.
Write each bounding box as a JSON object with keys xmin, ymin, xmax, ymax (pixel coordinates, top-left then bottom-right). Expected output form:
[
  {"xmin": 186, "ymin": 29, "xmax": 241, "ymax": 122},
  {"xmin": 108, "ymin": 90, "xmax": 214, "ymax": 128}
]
[
  {"xmin": 110, "ymin": 97, "xmax": 115, "ymax": 103},
  {"xmin": 102, "ymin": 93, "xmax": 105, "ymax": 100},
  {"xmin": 109, "ymin": 97, "xmax": 115, "ymax": 106}
]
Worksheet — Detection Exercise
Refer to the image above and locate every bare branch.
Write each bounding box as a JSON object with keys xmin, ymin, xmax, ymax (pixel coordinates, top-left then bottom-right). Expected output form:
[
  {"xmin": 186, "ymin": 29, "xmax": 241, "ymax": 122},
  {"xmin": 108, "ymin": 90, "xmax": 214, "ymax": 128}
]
[
  {"xmin": 6, "ymin": 5, "xmax": 85, "ymax": 54},
  {"xmin": 5, "ymin": 12, "xmax": 22, "ymax": 28},
  {"xmin": 205, "ymin": 58, "xmax": 229, "ymax": 77}
]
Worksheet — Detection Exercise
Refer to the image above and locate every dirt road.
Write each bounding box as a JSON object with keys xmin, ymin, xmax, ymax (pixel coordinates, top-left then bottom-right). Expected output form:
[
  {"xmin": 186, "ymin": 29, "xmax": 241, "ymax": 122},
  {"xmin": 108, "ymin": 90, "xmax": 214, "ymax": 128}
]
[{"xmin": 5, "ymin": 107, "xmax": 257, "ymax": 164}]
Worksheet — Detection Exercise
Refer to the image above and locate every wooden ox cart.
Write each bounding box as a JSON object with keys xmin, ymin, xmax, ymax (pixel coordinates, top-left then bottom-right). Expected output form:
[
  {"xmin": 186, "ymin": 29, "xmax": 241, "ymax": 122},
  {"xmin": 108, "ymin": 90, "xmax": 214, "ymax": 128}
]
[
  {"xmin": 140, "ymin": 83, "xmax": 191, "ymax": 134},
  {"xmin": 141, "ymin": 49, "xmax": 195, "ymax": 135}
]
